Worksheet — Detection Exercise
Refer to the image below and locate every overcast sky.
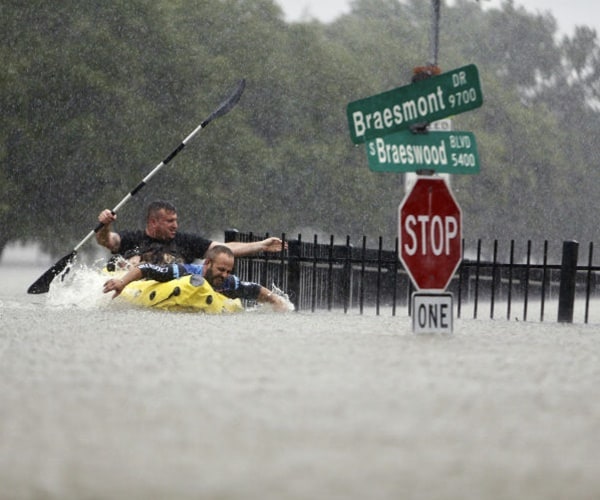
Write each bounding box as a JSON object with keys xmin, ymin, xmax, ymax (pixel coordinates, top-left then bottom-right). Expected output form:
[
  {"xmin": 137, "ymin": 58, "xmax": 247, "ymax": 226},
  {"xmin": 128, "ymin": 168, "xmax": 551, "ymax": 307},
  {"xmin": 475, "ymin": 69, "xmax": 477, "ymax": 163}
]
[{"xmin": 275, "ymin": 0, "xmax": 599, "ymax": 36}]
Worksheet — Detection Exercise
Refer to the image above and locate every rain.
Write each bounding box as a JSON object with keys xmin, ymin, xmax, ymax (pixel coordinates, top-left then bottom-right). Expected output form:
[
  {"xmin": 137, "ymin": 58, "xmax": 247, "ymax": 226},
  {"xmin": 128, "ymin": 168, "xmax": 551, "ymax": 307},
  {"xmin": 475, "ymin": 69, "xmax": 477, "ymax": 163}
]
[{"xmin": 2, "ymin": 1, "xmax": 600, "ymax": 499}]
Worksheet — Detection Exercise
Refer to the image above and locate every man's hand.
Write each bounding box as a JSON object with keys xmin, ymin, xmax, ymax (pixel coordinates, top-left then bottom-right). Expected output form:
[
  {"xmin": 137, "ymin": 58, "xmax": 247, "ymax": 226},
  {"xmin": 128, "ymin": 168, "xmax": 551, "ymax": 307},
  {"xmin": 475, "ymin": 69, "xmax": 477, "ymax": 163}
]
[
  {"xmin": 260, "ymin": 237, "xmax": 288, "ymax": 253},
  {"xmin": 258, "ymin": 286, "xmax": 294, "ymax": 312},
  {"xmin": 96, "ymin": 209, "xmax": 121, "ymax": 252},
  {"xmin": 98, "ymin": 209, "xmax": 117, "ymax": 226},
  {"xmin": 103, "ymin": 277, "xmax": 125, "ymax": 298}
]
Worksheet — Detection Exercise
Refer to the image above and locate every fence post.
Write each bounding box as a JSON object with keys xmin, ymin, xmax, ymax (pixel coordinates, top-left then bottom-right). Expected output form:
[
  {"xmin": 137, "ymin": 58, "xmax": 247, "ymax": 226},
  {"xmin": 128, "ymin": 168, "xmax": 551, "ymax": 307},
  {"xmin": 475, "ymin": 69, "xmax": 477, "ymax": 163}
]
[
  {"xmin": 224, "ymin": 229, "xmax": 240, "ymax": 243},
  {"xmin": 557, "ymin": 240, "xmax": 579, "ymax": 323},
  {"xmin": 342, "ymin": 237, "xmax": 352, "ymax": 313},
  {"xmin": 287, "ymin": 239, "xmax": 301, "ymax": 312}
]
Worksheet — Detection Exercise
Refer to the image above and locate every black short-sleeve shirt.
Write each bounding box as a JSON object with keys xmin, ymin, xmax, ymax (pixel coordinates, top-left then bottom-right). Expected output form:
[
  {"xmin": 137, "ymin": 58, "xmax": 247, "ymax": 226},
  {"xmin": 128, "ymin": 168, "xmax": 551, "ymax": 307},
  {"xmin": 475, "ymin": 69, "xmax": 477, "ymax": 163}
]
[{"xmin": 117, "ymin": 230, "xmax": 212, "ymax": 263}]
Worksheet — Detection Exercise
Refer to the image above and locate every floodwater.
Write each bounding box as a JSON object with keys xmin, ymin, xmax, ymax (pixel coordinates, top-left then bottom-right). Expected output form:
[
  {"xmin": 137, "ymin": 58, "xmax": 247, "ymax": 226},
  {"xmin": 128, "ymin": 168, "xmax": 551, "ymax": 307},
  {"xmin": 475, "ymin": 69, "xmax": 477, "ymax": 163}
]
[{"xmin": 1, "ymin": 263, "xmax": 600, "ymax": 500}]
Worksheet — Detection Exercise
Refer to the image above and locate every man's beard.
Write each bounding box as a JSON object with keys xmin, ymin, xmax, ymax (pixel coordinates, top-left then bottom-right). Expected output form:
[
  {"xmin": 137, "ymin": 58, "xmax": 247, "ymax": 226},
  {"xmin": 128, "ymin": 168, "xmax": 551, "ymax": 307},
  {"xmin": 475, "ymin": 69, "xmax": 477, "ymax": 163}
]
[{"xmin": 205, "ymin": 267, "xmax": 224, "ymax": 288}]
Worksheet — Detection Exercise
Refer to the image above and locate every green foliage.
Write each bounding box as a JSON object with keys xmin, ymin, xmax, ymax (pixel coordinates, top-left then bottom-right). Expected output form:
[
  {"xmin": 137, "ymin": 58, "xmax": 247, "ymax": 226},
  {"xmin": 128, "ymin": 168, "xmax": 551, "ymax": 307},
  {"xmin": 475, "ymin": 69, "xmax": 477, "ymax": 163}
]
[{"xmin": 2, "ymin": 0, "xmax": 600, "ymax": 259}]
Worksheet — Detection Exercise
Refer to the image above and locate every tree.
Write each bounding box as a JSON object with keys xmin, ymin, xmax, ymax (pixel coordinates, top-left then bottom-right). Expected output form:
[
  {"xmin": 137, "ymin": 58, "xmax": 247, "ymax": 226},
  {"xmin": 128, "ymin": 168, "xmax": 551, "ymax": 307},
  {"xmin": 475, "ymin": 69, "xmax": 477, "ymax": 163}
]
[{"xmin": 3, "ymin": 0, "xmax": 600, "ymax": 262}]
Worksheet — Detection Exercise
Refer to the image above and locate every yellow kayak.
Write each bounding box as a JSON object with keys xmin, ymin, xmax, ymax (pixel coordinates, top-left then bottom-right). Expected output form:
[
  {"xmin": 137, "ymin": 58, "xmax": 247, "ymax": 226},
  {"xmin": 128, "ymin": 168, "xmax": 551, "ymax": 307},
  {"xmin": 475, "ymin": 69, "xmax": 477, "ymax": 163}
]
[{"xmin": 119, "ymin": 274, "xmax": 244, "ymax": 314}]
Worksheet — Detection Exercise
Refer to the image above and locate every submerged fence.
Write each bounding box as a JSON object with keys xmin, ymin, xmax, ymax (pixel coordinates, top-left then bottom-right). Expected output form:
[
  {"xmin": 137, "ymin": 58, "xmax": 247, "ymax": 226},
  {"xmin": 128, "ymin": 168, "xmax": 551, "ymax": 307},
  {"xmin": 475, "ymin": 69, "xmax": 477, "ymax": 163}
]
[{"xmin": 225, "ymin": 231, "xmax": 600, "ymax": 323}]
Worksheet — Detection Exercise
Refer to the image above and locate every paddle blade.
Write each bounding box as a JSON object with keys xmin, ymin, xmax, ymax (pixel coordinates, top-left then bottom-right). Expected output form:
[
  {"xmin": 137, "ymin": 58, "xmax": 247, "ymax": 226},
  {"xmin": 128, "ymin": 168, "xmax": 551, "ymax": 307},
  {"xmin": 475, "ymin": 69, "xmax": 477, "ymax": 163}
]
[
  {"xmin": 27, "ymin": 251, "xmax": 77, "ymax": 294},
  {"xmin": 204, "ymin": 78, "xmax": 246, "ymax": 125}
]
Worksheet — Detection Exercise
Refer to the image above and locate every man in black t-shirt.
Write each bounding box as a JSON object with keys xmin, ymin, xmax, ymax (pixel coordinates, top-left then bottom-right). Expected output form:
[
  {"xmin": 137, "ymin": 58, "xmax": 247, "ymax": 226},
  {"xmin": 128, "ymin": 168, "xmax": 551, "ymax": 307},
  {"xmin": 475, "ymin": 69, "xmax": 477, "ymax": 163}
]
[
  {"xmin": 96, "ymin": 200, "xmax": 286, "ymax": 264},
  {"xmin": 116, "ymin": 230, "xmax": 212, "ymax": 264}
]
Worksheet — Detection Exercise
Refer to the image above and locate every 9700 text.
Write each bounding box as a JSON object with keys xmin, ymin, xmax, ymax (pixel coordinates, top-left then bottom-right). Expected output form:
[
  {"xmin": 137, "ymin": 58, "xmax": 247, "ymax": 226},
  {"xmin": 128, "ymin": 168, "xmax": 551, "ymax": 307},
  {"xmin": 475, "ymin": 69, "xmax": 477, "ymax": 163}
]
[{"xmin": 448, "ymin": 88, "xmax": 479, "ymax": 109}]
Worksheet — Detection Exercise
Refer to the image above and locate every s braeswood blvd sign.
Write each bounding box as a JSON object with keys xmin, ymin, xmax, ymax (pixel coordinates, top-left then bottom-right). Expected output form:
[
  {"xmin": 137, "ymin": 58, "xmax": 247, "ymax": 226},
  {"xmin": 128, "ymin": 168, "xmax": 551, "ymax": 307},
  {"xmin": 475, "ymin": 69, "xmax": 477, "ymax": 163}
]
[
  {"xmin": 347, "ymin": 64, "xmax": 483, "ymax": 144},
  {"xmin": 366, "ymin": 130, "xmax": 480, "ymax": 174}
]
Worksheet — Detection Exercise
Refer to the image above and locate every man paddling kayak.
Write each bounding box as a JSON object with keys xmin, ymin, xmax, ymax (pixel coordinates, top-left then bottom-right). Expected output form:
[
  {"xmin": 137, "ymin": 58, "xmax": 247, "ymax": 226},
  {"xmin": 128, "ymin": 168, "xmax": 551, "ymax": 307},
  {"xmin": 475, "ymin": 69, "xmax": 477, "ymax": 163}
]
[{"xmin": 96, "ymin": 200, "xmax": 286, "ymax": 264}]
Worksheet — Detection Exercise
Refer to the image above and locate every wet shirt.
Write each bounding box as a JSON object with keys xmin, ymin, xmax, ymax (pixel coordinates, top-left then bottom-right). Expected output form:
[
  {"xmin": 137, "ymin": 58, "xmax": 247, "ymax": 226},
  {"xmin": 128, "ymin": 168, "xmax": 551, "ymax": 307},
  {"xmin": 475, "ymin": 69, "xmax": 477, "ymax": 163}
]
[
  {"xmin": 117, "ymin": 231, "xmax": 212, "ymax": 264},
  {"xmin": 138, "ymin": 262, "xmax": 262, "ymax": 301}
]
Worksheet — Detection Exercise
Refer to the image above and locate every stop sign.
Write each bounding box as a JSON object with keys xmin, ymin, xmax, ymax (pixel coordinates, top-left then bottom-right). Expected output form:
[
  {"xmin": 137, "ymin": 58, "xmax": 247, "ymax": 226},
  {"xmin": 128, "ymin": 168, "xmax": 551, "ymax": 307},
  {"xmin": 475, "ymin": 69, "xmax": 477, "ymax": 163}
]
[{"xmin": 398, "ymin": 177, "xmax": 462, "ymax": 290}]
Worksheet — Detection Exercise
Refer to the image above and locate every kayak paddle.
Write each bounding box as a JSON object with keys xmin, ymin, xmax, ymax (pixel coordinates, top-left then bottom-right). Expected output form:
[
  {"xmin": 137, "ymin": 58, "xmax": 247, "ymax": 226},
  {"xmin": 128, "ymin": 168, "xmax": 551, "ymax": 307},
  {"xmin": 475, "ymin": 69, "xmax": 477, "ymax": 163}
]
[{"xmin": 27, "ymin": 78, "xmax": 246, "ymax": 294}]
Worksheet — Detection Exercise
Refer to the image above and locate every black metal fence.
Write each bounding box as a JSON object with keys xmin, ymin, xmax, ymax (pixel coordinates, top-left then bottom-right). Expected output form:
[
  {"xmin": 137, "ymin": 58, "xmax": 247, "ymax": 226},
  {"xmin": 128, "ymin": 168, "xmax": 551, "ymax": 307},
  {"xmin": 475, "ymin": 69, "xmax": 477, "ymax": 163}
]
[{"xmin": 225, "ymin": 231, "xmax": 600, "ymax": 323}]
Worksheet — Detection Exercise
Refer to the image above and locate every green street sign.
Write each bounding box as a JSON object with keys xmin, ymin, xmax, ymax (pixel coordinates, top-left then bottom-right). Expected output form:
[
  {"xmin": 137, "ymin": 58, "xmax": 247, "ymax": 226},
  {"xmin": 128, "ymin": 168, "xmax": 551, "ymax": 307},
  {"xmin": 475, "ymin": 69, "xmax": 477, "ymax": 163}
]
[
  {"xmin": 347, "ymin": 64, "xmax": 483, "ymax": 144},
  {"xmin": 366, "ymin": 130, "xmax": 480, "ymax": 174}
]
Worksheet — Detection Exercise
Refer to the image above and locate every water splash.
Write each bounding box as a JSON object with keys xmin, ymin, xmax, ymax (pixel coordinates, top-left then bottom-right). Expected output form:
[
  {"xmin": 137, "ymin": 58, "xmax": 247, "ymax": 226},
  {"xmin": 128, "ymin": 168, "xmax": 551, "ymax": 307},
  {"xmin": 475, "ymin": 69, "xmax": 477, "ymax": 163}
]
[
  {"xmin": 271, "ymin": 283, "xmax": 295, "ymax": 312},
  {"xmin": 46, "ymin": 261, "xmax": 113, "ymax": 310},
  {"xmin": 246, "ymin": 283, "xmax": 295, "ymax": 313}
]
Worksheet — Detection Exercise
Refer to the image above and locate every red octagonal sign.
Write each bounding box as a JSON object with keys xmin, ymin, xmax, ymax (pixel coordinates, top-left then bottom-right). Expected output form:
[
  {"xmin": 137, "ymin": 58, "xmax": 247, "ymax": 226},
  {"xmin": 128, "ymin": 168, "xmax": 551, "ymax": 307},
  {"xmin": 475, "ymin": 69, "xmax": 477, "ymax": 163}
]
[{"xmin": 398, "ymin": 177, "xmax": 462, "ymax": 291}]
